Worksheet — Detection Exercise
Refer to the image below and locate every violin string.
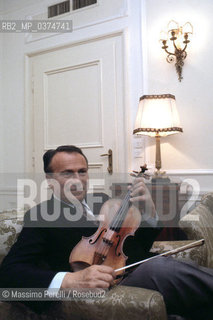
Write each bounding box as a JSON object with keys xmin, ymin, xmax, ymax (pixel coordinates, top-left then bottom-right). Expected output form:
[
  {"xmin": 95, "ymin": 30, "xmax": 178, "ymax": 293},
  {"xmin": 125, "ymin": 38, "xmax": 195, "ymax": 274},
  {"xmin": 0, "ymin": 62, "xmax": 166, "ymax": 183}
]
[
  {"xmin": 96, "ymin": 182, "xmax": 134, "ymax": 262},
  {"xmin": 93, "ymin": 230, "xmax": 106, "ymax": 263},
  {"xmin": 96, "ymin": 190, "xmax": 132, "ymax": 261},
  {"xmin": 112, "ymin": 171, "xmax": 144, "ymax": 231},
  {"xmin": 111, "ymin": 190, "xmax": 132, "ymax": 231},
  {"xmin": 96, "ymin": 172, "xmax": 147, "ymax": 265},
  {"xmin": 112, "ymin": 193, "xmax": 131, "ymax": 230},
  {"xmin": 97, "ymin": 230, "xmax": 114, "ymax": 263}
]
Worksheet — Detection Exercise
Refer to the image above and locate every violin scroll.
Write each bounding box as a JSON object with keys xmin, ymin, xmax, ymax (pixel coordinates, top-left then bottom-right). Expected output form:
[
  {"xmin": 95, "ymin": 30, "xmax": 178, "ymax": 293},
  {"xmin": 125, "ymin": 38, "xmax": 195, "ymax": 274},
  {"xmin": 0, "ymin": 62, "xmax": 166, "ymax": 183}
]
[{"xmin": 131, "ymin": 164, "xmax": 150, "ymax": 180}]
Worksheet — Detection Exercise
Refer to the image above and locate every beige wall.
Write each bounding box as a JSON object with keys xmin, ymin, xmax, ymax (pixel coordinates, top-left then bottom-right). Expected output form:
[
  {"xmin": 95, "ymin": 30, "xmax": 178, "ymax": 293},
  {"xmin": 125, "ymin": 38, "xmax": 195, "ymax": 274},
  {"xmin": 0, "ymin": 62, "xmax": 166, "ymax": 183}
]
[{"xmin": 142, "ymin": 0, "xmax": 213, "ymax": 172}]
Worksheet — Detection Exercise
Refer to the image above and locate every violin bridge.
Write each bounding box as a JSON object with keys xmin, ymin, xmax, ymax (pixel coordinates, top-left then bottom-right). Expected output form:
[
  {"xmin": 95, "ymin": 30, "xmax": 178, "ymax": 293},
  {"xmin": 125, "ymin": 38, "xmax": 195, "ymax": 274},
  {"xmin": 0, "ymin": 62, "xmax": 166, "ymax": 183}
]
[{"xmin": 103, "ymin": 238, "xmax": 113, "ymax": 247}]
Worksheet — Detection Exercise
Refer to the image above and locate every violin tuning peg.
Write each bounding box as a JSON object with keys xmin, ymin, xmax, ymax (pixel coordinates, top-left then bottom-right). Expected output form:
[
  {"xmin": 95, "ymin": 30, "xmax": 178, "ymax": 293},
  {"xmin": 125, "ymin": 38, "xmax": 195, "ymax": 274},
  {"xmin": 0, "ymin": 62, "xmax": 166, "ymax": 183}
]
[
  {"xmin": 140, "ymin": 164, "xmax": 148, "ymax": 173},
  {"xmin": 133, "ymin": 170, "xmax": 139, "ymax": 174},
  {"xmin": 130, "ymin": 173, "xmax": 137, "ymax": 177}
]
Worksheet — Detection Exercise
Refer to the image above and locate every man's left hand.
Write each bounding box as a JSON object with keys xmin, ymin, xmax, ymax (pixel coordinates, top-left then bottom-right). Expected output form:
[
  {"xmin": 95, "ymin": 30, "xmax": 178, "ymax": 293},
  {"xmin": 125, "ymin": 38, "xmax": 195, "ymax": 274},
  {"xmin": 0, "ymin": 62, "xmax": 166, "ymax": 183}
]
[{"xmin": 129, "ymin": 178, "xmax": 156, "ymax": 219}]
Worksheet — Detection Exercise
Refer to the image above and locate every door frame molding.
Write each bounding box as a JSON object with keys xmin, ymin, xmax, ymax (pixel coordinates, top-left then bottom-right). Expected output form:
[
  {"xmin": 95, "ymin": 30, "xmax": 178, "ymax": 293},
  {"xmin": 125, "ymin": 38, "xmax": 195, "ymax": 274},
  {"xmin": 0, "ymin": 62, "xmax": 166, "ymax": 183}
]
[{"xmin": 24, "ymin": 30, "xmax": 130, "ymax": 174}]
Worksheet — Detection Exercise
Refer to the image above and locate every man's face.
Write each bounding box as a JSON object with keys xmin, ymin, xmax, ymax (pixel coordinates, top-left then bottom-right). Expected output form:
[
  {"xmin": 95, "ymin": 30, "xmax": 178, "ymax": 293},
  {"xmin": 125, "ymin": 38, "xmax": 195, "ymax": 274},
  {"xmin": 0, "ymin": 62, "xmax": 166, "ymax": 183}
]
[{"xmin": 47, "ymin": 151, "xmax": 88, "ymax": 203}]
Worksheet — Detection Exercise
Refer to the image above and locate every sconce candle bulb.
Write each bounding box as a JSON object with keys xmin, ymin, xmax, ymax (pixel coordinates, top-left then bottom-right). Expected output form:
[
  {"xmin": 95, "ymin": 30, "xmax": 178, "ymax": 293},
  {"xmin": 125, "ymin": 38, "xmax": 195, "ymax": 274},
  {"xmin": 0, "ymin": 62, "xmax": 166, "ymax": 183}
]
[
  {"xmin": 160, "ymin": 21, "xmax": 193, "ymax": 81},
  {"xmin": 160, "ymin": 31, "xmax": 168, "ymax": 41},
  {"xmin": 167, "ymin": 20, "xmax": 179, "ymax": 32}
]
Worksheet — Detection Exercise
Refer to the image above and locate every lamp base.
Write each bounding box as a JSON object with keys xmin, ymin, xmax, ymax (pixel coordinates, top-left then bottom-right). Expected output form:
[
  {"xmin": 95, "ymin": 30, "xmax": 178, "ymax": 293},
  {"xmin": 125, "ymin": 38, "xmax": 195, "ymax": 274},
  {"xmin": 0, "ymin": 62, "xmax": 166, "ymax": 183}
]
[{"xmin": 151, "ymin": 170, "xmax": 171, "ymax": 184}]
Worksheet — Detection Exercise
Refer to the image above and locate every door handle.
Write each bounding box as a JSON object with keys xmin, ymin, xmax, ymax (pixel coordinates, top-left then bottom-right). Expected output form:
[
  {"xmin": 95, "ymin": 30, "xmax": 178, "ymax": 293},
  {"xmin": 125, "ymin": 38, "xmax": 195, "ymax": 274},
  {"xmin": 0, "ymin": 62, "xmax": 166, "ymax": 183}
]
[{"xmin": 101, "ymin": 149, "xmax": 113, "ymax": 174}]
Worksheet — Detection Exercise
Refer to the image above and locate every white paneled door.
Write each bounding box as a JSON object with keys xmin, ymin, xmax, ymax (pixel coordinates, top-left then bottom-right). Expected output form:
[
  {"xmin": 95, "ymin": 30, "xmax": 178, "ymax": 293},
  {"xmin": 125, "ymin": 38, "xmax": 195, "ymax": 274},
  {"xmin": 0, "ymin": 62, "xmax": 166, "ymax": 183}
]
[{"xmin": 30, "ymin": 33, "xmax": 127, "ymax": 191}]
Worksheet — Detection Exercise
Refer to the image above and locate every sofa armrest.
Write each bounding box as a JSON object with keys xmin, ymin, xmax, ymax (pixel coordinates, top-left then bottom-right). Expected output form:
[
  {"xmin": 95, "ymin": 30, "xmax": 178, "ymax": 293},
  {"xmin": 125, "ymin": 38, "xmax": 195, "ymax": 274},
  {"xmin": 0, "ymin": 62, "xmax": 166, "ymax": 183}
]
[
  {"xmin": 151, "ymin": 240, "xmax": 207, "ymax": 267},
  {"xmin": 47, "ymin": 286, "xmax": 167, "ymax": 320},
  {"xmin": 0, "ymin": 286, "xmax": 167, "ymax": 320},
  {"xmin": 179, "ymin": 193, "xmax": 213, "ymax": 268}
]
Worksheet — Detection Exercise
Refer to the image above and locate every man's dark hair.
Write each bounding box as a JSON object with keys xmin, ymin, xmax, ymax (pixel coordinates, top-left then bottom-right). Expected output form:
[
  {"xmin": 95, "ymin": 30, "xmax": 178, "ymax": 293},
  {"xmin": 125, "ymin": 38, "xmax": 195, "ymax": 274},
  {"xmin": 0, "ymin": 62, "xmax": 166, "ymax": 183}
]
[{"xmin": 43, "ymin": 145, "xmax": 88, "ymax": 174}]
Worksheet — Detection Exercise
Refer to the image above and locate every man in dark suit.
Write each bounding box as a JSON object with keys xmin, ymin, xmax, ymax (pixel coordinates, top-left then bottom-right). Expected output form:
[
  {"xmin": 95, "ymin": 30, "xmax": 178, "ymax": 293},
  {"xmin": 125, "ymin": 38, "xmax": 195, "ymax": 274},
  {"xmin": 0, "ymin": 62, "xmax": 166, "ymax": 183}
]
[{"xmin": 0, "ymin": 145, "xmax": 213, "ymax": 319}]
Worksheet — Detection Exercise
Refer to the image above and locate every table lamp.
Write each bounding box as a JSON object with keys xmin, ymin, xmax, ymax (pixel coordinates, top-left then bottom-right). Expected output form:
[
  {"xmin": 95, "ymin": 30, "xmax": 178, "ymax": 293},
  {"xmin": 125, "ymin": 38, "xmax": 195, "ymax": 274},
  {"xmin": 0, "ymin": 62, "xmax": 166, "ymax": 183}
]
[{"xmin": 133, "ymin": 94, "xmax": 183, "ymax": 183}]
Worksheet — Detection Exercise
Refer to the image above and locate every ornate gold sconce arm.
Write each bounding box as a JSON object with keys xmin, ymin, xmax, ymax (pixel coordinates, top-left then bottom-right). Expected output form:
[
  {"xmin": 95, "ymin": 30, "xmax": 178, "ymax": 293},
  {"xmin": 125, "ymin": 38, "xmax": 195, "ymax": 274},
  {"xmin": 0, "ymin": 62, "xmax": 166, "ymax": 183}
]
[
  {"xmin": 163, "ymin": 46, "xmax": 188, "ymax": 82},
  {"xmin": 160, "ymin": 21, "xmax": 193, "ymax": 82}
]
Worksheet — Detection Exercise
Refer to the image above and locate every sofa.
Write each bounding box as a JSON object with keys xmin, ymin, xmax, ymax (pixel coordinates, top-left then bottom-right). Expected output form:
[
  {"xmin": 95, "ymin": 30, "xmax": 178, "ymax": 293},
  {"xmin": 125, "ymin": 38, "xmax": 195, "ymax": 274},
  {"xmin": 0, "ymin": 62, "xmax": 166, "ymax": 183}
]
[{"xmin": 0, "ymin": 192, "xmax": 213, "ymax": 320}]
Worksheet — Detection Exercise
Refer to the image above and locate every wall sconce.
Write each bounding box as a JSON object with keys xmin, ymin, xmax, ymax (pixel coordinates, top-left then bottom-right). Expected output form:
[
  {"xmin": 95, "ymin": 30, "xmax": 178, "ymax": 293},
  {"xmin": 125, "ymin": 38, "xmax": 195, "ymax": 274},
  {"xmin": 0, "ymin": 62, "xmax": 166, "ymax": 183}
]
[
  {"xmin": 160, "ymin": 20, "xmax": 193, "ymax": 82},
  {"xmin": 133, "ymin": 94, "xmax": 183, "ymax": 183}
]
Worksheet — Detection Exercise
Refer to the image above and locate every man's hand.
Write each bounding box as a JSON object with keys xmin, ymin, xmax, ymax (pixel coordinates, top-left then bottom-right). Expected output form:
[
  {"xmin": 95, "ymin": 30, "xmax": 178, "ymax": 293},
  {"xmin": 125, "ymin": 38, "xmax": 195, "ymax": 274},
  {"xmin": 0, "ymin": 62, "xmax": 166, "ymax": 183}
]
[
  {"xmin": 129, "ymin": 177, "xmax": 156, "ymax": 219},
  {"xmin": 61, "ymin": 265, "xmax": 115, "ymax": 289}
]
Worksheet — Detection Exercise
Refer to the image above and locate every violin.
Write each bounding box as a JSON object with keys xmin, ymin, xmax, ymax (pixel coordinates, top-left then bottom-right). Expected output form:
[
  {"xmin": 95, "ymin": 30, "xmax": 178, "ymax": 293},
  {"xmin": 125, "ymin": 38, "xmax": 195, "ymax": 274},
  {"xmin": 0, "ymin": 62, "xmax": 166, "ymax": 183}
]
[
  {"xmin": 69, "ymin": 166, "xmax": 205, "ymax": 279},
  {"xmin": 69, "ymin": 166, "xmax": 148, "ymax": 279}
]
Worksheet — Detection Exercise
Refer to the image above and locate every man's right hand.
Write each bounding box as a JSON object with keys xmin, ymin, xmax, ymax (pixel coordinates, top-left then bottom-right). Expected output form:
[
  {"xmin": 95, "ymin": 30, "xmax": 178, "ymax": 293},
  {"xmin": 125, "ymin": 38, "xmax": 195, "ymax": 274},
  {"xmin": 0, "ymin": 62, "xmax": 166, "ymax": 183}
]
[{"xmin": 61, "ymin": 265, "xmax": 116, "ymax": 289}]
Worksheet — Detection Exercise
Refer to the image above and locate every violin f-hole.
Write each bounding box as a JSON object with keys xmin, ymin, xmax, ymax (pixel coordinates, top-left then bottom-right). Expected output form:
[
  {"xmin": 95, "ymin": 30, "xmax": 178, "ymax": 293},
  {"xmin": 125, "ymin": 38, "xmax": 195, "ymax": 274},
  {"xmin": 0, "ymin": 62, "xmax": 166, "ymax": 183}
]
[{"xmin": 89, "ymin": 228, "xmax": 107, "ymax": 245}]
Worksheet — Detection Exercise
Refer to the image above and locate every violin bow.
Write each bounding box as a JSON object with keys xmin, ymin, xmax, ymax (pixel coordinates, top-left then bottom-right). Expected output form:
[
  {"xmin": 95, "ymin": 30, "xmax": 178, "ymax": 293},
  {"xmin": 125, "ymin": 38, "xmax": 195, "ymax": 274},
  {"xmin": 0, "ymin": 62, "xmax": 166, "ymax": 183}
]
[{"xmin": 115, "ymin": 239, "xmax": 205, "ymax": 275}]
